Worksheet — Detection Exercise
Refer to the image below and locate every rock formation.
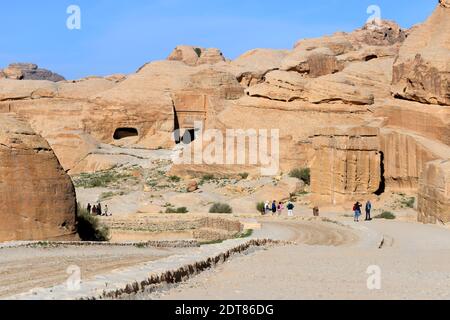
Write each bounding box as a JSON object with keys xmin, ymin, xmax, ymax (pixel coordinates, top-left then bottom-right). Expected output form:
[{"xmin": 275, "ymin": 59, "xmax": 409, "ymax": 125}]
[
  {"xmin": 0, "ymin": 63, "xmax": 65, "ymax": 82},
  {"xmin": 418, "ymin": 160, "xmax": 450, "ymax": 224},
  {"xmin": 310, "ymin": 126, "xmax": 382, "ymax": 204},
  {"xmin": 168, "ymin": 46, "xmax": 226, "ymax": 66},
  {"xmin": 0, "ymin": 1, "xmax": 447, "ymax": 224},
  {"xmin": 392, "ymin": 1, "xmax": 449, "ymax": 105},
  {"xmin": 0, "ymin": 113, "xmax": 77, "ymax": 242}
]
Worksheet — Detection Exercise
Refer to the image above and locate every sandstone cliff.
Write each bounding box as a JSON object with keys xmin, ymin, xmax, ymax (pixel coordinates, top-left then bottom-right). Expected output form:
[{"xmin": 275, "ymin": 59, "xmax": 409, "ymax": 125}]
[
  {"xmin": 0, "ymin": 1, "xmax": 447, "ymax": 224},
  {"xmin": 0, "ymin": 113, "xmax": 77, "ymax": 242}
]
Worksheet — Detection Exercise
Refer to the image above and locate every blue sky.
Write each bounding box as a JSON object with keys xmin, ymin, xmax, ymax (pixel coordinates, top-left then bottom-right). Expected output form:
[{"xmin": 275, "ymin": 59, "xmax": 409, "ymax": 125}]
[{"xmin": 0, "ymin": 1, "xmax": 437, "ymax": 80}]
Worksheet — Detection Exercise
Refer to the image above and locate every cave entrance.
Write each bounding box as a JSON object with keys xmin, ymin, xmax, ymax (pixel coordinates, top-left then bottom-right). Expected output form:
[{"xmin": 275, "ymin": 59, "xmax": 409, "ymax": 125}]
[
  {"xmin": 374, "ymin": 151, "xmax": 386, "ymax": 196},
  {"xmin": 173, "ymin": 106, "xmax": 197, "ymax": 145},
  {"xmin": 365, "ymin": 54, "xmax": 378, "ymax": 61},
  {"xmin": 113, "ymin": 127, "xmax": 139, "ymax": 140}
]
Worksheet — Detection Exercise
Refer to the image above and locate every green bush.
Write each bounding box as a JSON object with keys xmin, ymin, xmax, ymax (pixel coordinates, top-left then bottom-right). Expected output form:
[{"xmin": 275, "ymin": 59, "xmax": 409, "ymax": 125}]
[
  {"xmin": 289, "ymin": 168, "xmax": 311, "ymax": 185},
  {"xmin": 169, "ymin": 175, "xmax": 181, "ymax": 183},
  {"xmin": 199, "ymin": 174, "xmax": 215, "ymax": 185},
  {"xmin": 256, "ymin": 202, "xmax": 265, "ymax": 214},
  {"xmin": 375, "ymin": 211, "xmax": 396, "ymax": 220},
  {"xmin": 74, "ymin": 170, "xmax": 134, "ymax": 188},
  {"xmin": 209, "ymin": 203, "xmax": 233, "ymax": 214},
  {"xmin": 165, "ymin": 207, "xmax": 189, "ymax": 214},
  {"xmin": 237, "ymin": 229, "xmax": 253, "ymax": 238},
  {"xmin": 202, "ymin": 174, "xmax": 215, "ymax": 181},
  {"xmin": 76, "ymin": 204, "xmax": 110, "ymax": 241},
  {"xmin": 239, "ymin": 172, "xmax": 249, "ymax": 179},
  {"xmin": 401, "ymin": 197, "xmax": 415, "ymax": 208}
]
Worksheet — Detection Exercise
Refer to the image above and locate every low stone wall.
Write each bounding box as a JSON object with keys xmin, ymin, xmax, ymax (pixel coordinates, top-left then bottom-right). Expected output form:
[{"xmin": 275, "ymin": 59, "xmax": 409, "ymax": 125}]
[
  {"xmin": 199, "ymin": 217, "xmax": 243, "ymax": 233},
  {"xmin": 0, "ymin": 240, "xmax": 200, "ymax": 250},
  {"xmin": 102, "ymin": 215, "xmax": 244, "ymax": 242}
]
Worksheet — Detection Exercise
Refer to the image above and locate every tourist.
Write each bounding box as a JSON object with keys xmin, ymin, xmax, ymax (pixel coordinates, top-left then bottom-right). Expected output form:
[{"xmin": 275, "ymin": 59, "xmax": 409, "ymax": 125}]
[
  {"xmin": 92, "ymin": 205, "xmax": 97, "ymax": 216},
  {"xmin": 277, "ymin": 202, "xmax": 284, "ymax": 216},
  {"xmin": 365, "ymin": 200, "xmax": 372, "ymax": 221},
  {"xmin": 104, "ymin": 204, "xmax": 109, "ymax": 217},
  {"xmin": 264, "ymin": 201, "xmax": 270, "ymax": 215},
  {"xmin": 87, "ymin": 203, "xmax": 91, "ymax": 214},
  {"xmin": 313, "ymin": 206, "xmax": 320, "ymax": 217},
  {"xmin": 287, "ymin": 201, "xmax": 294, "ymax": 217},
  {"xmin": 271, "ymin": 201, "xmax": 277, "ymax": 215},
  {"xmin": 97, "ymin": 203, "xmax": 102, "ymax": 216},
  {"xmin": 353, "ymin": 202, "xmax": 362, "ymax": 222}
]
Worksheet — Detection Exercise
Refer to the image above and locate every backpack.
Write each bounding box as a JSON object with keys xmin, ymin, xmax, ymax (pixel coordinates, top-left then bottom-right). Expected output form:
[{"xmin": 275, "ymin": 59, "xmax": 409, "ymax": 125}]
[
  {"xmin": 352, "ymin": 204, "xmax": 357, "ymax": 211},
  {"xmin": 287, "ymin": 203, "xmax": 294, "ymax": 210}
]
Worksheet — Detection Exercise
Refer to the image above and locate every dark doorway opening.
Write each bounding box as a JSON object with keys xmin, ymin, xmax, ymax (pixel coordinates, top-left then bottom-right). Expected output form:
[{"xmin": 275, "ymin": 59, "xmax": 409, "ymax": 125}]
[
  {"xmin": 113, "ymin": 128, "xmax": 139, "ymax": 140},
  {"xmin": 365, "ymin": 54, "xmax": 378, "ymax": 61},
  {"xmin": 374, "ymin": 151, "xmax": 386, "ymax": 196},
  {"xmin": 173, "ymin": 106, "xmax": 197, "ymax": 145}
]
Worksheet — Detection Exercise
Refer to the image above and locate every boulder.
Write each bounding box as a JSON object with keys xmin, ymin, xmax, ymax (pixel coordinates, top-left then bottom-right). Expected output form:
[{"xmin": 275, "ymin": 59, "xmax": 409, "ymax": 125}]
[
  {"xmin": 2, "ymin": 63, "xmax": 65, "ymax": 82},
  {"xmin": 0, "ymin": 113, "xmax": 77, "ymax": 242},
  {"xmin": 187, "ymin": 180, "xmax": 199, "ymax": 193}
]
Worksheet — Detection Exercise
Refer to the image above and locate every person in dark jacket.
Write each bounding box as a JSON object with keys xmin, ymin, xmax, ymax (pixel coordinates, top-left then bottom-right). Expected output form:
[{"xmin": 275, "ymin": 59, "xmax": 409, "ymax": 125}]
[
  {"xmin": 365, "ymin": 201, "xmax": 372, "ymax": 221},
  {"xmin": 353, "ymin": 202, "xmax": 362, "ymax": 222},
  {"xmin": 87, "ymin": 203, "xmax": 91, "ymax": 214},
  {"xmin": 287, "ymin": 201, "xmax": 295, "ymax": 216},
  {"xmin": 97, "ymin": 203, "xmax": 102, "ymax": 216},
  {"xmin": 271, "ymin": 201, "xmax": 277, "ymax": 215}
]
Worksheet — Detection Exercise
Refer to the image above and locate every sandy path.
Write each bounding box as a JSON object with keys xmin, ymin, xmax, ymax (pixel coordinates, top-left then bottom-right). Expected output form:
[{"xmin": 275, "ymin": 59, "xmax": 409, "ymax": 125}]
[
  {"xmin": 253, "ymin": 219, "xmax": 359, "ymax": 246},
  {"xmin": 0, "ymin": 246, "xmax": 183, "ymax": 298},
  {"xmin": 151, "ymin": 219, "xmax": 450, "ymax": 300}
]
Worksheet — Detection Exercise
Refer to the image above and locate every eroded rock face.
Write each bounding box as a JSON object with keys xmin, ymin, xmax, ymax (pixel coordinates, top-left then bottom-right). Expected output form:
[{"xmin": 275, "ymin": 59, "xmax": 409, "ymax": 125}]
[
  {"xmin": 230, "ymin": 49, "xmax": 289, "ymax": 87},
  {"xmin": 392, "ymin": 3, "xmax": 449, "ymax": 105},
  {"xmin": 310, "ymin": 126, "xmax": 382, "ymax": 204},
  {"xmin": 167, "ymin": 46, "xmax": 226, "ymax": 66},
  {"xmin": 0, "ymin": 113, "xmax": 77, "ymax": 242},
  {"xmin": 1, "ymin": 63, "xmax": 65, "ymax": 82},
  {"xmin": 0, "ymin": 2, "xmax": 447, "ymax": 225},
  {"xmin": 418, "ymin": 160, "xmax": 450, "ymax": 223}
]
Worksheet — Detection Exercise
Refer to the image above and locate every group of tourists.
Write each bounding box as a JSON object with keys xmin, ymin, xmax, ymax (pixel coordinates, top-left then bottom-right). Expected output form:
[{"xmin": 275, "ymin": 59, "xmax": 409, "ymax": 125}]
[
  {"xmin": 260, "ymin": 198, "xmax": 374, "ymax": 222},
  {"xmin": 263, "ymin": 200, "xmax": 295, "ymax": 217},
  {"xmin": 353, "ymin": 200, "xmax": 372, "ymax": 222},
  {"xmin": 86, "ymin": 203, "xmax": 110, "ymax": 216}
]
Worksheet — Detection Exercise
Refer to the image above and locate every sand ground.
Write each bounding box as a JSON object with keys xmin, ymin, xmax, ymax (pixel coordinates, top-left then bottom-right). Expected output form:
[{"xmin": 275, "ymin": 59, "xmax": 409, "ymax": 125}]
[
  {"xmin": 0, "ymin": 245, "xmax": 193, "ymax": 298},
  {"xmin": 150, "ymin": 218, "xmax": 450, "ymax": 300},
  {"xmin": 3, "ymin": 215, "xmax": 450, "ymax": 300}
]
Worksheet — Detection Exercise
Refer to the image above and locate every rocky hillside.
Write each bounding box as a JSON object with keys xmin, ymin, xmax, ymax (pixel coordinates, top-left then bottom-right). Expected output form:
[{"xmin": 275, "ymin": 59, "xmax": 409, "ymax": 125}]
[{"xmin": 0, "ymin": 0, "xmax": 448, "ymax": 225}]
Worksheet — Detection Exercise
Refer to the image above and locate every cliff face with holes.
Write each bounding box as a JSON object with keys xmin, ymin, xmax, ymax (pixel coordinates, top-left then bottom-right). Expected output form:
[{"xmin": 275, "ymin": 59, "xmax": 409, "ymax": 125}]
[
  {"xmin": 0, "ymin": 1, "xmax": 448, "ymax": 223},
  {"xmin": 0, "ymin": 113, "xmax": 77, "ymax": 242},
  {"xmin": 310, "ymin": 127, "xmax": 382, "ymax": 204}
]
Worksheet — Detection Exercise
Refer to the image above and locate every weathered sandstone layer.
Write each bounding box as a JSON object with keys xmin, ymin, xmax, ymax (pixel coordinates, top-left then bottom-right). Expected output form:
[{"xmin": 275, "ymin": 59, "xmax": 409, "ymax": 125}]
[{"xmin": 0, "ymin": 113, "xmax": 77, "ymax": 242}]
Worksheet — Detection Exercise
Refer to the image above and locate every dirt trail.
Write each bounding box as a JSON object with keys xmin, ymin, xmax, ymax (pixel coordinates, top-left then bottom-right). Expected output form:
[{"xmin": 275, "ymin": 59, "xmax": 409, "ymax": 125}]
[
  {"xmin": 254, "ymin": 219, "xmax": 358, "ymax": 246},
  {"xmin": 151, "ymin": 219, "xmax": 450, "ymax": 300},
  {"xmin": 1, "ymin": 218, "xmax": 358, "ymax": 299},
  {"xmin": 0, "ymin": 246, "xmax": 185, "ymax": 298}
]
